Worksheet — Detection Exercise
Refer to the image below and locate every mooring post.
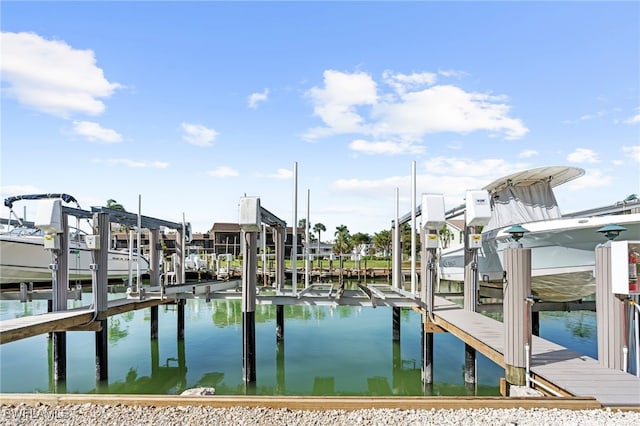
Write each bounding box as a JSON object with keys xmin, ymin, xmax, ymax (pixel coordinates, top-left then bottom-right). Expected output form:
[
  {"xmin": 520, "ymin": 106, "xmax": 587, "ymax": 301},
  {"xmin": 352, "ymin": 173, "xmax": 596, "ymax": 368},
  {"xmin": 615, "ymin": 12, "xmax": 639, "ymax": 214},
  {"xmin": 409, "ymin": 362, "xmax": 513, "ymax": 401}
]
[
  {"xmin": 464, "ymin": 344, "xmax": 476, "ymax": 389},
  {"xmin": 595, "ymin": 243, "xmax": 626, "ymax": 370},
  {"xmin": 504, "ymin": 246, "xmax": 532, "ymax": 392},
  {"xmin": 274, "ymin": 226, "xmax": 285, "ymax": 293},
  {"xmin": 51, "ymin": 211, "xmax": 69, "ymax": 386},
  {"xmin": 421, "ymin": 321, "xmax": 433, "ymax": 386},
  {"xmin": 93, "ymin": 212, "xmax": 110, "ymax": 384},
  {"xmin": 149, "ymin": 229, "xmax": 161, "ymax": 288},
  {"xmin": 241, "ymin": 228, "xmax": 257, "ymax": 383},
  {"xmin": 177, "ymin": 299, "xmax": 185, "ymax": 341},
  {"xmin": 151, "ymin": 305, "xmax": 159, "ymax": 340},
  {"xmin": 392, "ymin": 307, "xmax": 401, "ymax": 342},
  {"xmin": 276, "ymin": 304, "xmax": 284, "ymax": 342},
  {"xmin": 419, "ymin": 194, "xmax": 445, "ymax": 387}
]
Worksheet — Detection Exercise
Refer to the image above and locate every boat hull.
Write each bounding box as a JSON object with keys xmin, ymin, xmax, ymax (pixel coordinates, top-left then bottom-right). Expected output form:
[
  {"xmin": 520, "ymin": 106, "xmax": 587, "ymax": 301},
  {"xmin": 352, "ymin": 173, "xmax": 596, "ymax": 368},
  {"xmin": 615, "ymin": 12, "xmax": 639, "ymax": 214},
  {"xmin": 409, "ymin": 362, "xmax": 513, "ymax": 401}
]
[
  {"xmin": 439, "ymin": 214, "xmax": 640, "ymax": 302},
  {"xmin": 0, "ymin": 235, "xmax": 150, "ymax": 285}
]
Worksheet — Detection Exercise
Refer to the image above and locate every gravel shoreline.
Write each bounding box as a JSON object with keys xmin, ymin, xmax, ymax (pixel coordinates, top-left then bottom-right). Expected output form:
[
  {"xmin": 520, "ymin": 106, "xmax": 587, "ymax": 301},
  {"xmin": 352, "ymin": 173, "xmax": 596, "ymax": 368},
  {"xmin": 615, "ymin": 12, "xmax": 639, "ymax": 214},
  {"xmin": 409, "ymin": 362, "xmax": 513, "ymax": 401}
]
[{"xmin": 2, "ymin": 404, "xmax": 640, "ymax": 426}]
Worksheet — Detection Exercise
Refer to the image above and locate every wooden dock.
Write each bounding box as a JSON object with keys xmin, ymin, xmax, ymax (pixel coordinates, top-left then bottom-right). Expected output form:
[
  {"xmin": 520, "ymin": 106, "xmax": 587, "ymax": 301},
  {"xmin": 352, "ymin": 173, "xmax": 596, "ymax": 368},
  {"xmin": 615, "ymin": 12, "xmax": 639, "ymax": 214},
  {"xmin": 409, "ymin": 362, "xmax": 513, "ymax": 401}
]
[
  {"xmin": 0, "ymin": 297, "xmax": 173, "ymax": 345},
  {"xmin": 431, "ymin": 295, "xmax": 640, "ymax": 408}
]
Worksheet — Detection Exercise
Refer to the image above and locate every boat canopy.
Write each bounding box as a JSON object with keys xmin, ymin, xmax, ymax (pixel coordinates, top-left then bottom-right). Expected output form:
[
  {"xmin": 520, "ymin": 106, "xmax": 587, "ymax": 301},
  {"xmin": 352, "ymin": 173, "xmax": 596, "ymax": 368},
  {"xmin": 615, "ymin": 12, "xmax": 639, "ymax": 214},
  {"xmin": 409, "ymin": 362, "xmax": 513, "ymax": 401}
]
[
  {"xmin": 483, "ymin": 166, "xmax": 584, "ymax": 193},
  {"xmin": 483, "ymin": 166, "xmax": 584, "ymax": 232},
  {"xmin": 485, "ymin": 181, "xmax": 562, "ymax": 231},
  {"xmin": 4, "ymin": 194, "xmax": 78, "ymax": 209}
]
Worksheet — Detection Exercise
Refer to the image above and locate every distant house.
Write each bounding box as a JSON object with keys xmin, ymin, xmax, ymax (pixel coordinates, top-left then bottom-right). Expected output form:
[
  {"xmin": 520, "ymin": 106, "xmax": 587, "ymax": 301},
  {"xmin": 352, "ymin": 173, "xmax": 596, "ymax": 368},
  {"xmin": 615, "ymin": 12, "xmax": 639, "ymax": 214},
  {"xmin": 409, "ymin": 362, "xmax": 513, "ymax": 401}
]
[
  {"xmin": 111, "ymin": 223, "xmax": 304, "ymax": 258},
  {"xmin": 441, "ymin": 219, "xmax": 465, "ymax": 250},
  {"xmin": 305, "ymin": 241, "xmax": 334, "ymax": 258}
]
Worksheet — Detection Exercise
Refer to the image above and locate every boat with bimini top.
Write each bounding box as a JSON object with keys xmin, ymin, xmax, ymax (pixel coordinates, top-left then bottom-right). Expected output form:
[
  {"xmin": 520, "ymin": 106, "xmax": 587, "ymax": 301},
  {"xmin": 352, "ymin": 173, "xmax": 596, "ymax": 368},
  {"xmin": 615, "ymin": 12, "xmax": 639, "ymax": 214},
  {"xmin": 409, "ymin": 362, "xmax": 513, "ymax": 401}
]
[
  {"xmin": 0, "ymin": 193, "xmax": 150, "ymax": 285},
  {"xmin": 439, "ymin": 166, "xmax": 640, "ymax": 302}
]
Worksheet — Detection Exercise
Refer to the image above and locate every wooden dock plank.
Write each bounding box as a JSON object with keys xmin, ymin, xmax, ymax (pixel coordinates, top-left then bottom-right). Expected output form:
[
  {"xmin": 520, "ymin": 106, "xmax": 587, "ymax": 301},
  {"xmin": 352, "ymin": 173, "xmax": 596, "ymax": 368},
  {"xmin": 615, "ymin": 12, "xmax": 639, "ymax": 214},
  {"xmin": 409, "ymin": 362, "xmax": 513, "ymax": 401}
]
[
  {"xmin": 431, "ymin": 295, "xmax": 640, "ymax": 407},
  {"xmin": 0, "ymin": 297, "xmax": 174, "ymax": 345},
  {"xmin": 0, "ymin": 309, "xmax": 94, "ymax": 344}
]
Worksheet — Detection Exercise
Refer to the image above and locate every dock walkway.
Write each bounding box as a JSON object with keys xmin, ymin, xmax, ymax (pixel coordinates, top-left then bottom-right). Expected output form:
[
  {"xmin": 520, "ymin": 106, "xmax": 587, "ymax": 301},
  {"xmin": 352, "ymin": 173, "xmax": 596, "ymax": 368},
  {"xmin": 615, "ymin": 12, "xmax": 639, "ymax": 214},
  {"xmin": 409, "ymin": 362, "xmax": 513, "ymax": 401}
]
[
  {"xmin": 0, "ymin": 297, "xmax": 173, "ymax": 345},
  {"xmin": 432, "ymin": 295, "xmax": 640, "ymax": 407}
]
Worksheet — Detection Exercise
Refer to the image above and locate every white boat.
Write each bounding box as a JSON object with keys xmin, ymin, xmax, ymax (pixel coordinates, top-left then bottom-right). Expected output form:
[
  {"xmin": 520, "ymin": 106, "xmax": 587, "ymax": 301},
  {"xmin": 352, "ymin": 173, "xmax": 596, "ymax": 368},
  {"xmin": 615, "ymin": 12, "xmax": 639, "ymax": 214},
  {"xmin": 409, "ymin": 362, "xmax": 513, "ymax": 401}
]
[
  {"xmin": 0, "ymin": 194, "xmax": 150, "ymax": 285},
  {"xmin": 439, "ymin": 166, "xmax": 640, "ymax": 302}
]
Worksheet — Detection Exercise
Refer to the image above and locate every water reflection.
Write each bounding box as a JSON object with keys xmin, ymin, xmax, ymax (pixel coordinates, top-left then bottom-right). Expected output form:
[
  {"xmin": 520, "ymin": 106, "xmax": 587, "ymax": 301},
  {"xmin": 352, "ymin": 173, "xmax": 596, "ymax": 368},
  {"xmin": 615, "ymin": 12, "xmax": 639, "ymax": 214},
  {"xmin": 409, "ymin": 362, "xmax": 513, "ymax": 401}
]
[{"xmin": 2, "ymin": 293, "xmax": 504, "ymax": 396}]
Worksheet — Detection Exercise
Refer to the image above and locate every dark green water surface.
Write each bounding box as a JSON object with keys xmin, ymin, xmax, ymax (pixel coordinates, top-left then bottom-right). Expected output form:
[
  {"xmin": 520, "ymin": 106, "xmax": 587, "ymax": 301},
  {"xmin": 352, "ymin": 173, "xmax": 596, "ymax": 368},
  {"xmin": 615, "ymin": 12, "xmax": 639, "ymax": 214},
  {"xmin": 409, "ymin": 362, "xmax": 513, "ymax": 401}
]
[{"xmin": 0, "ymin": 289, "xmax": 596, "ymax": 396}]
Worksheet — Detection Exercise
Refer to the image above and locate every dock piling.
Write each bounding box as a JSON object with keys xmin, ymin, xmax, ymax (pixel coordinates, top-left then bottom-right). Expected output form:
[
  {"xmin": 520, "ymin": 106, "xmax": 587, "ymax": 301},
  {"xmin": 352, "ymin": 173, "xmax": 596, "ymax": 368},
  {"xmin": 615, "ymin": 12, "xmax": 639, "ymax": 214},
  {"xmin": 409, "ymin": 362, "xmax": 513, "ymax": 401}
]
[
  {"xmin": 241, "ymin": 229, "xmax": 257, "ymax": 383},
  {"xmin": 503, "ymin": 246, "xmax": 532, "ymax": 390},
  {"xmin": 177, "ymin": 299, "xmax": 185, "ymax": 341}
]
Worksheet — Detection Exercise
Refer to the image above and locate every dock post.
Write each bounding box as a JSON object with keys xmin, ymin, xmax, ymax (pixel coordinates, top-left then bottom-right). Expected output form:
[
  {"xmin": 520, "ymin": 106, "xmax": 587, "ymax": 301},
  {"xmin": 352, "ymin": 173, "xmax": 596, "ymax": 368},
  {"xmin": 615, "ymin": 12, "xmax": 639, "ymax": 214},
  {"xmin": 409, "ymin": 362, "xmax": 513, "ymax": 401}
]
[
  {"xmin": 149, "ymin": 229, "xmax": 161, "ymax": 288},
  {"xmin": 93, "ymin": 212, "xmax": 110, "ymax": 384},
  {"xmin": 464, "ymin": 344, "xmax": 476, "ymax": 390},
  {"xmin": 274, "ymin": 227, "xmax": 285, "ymax": 293},
  {"xmin": 151, "ymin": 305, "xmax": 159, "ymax": 340},
  {"xmin": 463, "ymin": 224, "xmax": 478, "ymax": 385},
  {"xmin": 241, "ymin": 229, "xmax": 257, "ymax": 383},
  {"xmin": 595, "ymin": 243, "xmax": 626, "ymax": 370},
  {"xmin": 422, "ymin": 321, "xmax": 433, "ymax": 385},
  {"xmin": 504, "ymin": 246, "xmax": 532, "ymax": 391},
  {"xmin": 392, "ymin": 307, "xmax": 401, "ymax": 342},
  {"xmin": 276, "ymin": 305, "xmax": 284, "ymax": 342},
  {"xmin": 95, "ymin": 321, "xmax": 108, "ymax": 383},
  {"xmin": 176, "ymin": 227, "xmax": 185, "ymax": 285},
  {"xmin": 177, "ymin": 299, "xmax": 185, "ymax": 341},
  {"xmin": 51, "ymin": 212, "xmax": 69, "ymax": 387},
  {"xmin": 463, "ymin": 225, "xmax": 478, "ymax": 312}
]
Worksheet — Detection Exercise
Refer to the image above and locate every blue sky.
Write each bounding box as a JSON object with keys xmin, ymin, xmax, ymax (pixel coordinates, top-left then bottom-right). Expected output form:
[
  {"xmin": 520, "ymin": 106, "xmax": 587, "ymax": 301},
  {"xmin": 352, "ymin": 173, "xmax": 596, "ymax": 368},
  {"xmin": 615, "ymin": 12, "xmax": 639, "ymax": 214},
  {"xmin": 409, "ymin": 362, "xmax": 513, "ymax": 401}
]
[{"xmin": 1, "ymin": 1, "xmax": 639, "ymax": 237}]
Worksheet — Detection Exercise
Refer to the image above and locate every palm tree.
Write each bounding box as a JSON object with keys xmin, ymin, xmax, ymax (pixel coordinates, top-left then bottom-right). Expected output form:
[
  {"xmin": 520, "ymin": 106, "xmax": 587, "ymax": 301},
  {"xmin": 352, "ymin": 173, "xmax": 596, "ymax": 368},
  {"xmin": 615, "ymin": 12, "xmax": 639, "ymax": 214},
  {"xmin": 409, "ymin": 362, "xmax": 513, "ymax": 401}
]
[
  {"xmin": 373, "ymin": 229, "xmax": 392, "ymax": 256},
  {"xmin": 106, "ymin": 199, "xmax": 126, "ymax": 212},
  {"xmin": 333, "ymin": 224, "xmax": 352, "ymax": 256},
  {"xmin": 313, "ymin": 223, "xmax": 326, "ymax": 267}
]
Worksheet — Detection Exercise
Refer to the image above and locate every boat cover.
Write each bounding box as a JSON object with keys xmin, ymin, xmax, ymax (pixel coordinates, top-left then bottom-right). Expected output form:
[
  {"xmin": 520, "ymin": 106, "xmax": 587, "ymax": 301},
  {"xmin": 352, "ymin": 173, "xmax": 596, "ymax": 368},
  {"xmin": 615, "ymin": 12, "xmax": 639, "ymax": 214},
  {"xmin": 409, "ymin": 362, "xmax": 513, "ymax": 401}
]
[
  {"xmin": 485, "ymin": 181, "xmax": 562, "ymax": 231},
  {"xmin": 4, "ymin": 194, "xmax": 78, "ymax": 209}
]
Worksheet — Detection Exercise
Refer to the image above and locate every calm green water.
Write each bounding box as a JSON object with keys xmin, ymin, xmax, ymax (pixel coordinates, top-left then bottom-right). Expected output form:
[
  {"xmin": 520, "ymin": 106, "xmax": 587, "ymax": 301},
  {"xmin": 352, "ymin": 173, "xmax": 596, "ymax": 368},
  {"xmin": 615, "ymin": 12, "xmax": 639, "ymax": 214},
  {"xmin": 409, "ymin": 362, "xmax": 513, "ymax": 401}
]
[{"xmin": 0, "ymin": 288, "xmax": 596, "ymax": 396}]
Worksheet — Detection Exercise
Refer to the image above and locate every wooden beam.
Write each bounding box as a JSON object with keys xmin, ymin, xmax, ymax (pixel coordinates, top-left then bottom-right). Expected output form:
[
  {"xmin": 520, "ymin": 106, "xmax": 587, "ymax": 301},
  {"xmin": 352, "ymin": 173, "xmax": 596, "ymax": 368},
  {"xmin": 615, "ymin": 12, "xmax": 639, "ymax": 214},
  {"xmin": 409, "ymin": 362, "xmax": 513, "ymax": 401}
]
[
  {"xmin": 432, "ymin": 314, "xmax": 505, "ymax": 368},
  {"xmin": 0, "ymin": 311, "xmax": 95, "ymax": 345},
  {"xmin": 0, "ymin": 394, "xmax": 603, "ymax": 410},
  {"xmin": 65, "ymin": 322, "xmax": 103, "ymax": 332}
]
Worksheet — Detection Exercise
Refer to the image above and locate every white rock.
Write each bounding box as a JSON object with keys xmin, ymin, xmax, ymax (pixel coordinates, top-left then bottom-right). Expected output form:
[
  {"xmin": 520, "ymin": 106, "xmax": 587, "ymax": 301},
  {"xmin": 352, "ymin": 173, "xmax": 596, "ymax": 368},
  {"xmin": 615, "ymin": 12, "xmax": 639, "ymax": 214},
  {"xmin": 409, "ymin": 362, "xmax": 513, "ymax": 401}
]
[{"xmin": 180, "ymin": 387, "xmax": 216, "ymax": 396}]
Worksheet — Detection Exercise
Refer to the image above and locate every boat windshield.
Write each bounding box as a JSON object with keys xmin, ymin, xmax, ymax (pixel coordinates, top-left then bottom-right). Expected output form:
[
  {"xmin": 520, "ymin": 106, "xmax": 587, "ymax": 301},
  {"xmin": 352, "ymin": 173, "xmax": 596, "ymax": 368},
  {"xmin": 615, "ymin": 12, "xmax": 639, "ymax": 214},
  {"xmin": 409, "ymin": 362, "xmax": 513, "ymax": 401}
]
[{"xmin": 5, "ymin": 227, "xmax": 43, "ymax": 237}]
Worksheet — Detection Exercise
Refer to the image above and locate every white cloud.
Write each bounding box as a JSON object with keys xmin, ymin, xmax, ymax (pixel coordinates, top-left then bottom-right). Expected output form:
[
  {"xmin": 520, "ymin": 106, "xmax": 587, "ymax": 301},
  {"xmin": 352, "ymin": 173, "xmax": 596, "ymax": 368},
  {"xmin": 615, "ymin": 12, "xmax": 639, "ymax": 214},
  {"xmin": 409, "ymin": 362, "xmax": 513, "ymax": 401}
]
[
  {"xmin": 267, "ymin": 168, "xmax": 293, "ymax": 179},
  {"xmin": 422, "ymin": 156, "xmax": 527, "ymax": 179},
  {"xmin": 207, "ymin": 166, "xmax": 238, "ymax": 177},
  {"xmin": 349, "ymin": 139, "xmax": 424, "ymax": 155},
  {"xmin": 519, "ymin": 149, "xmax": 538, "ymax": 158},
  {"xmin": 71, "ymin": 121, "xmax": 122, "ymax": 143},
  {"xmin": 373, "ymin": 85, "xmax": 528, "ymax": 140},
  {"xmin": 567, "ymin": 148, "xmax": 599, "ymax": 164},
  {"xmin": 0, "ymin": 31, "xmax": 121, "ymax": 118},
  {"xmin": 181, "ymin": 122, "xmax": 218, "ymax": 147},
  {"xmin": 304, "ymin": 70, "xmax": 378, "ymax": 139},
  {"xmin": 623, "ymin": 145, "xmax": 640, "ymax": 163},
  {"xmin": 332, "ymin": 156, "xmax": 529, "ymax": 208},
  {"xmin": 304, "ymin": 70, "xmax": 528, "ymax": 145},
  {"xmin": 382, "ymin": 70, "xmax": 437, "ymax": 95},
  {"xmin": 248, "ymin": 89, "xmax": 269, "ymax": 109},
  {"xmin": 625, "ymin": 110, "xmax": 640, "ymax": 124},
  {"xmin": 564, "ymin": 169, "xmax": 612, "ymax": 190},
  {"xmin": 92, "ymin": 158, "xmax": 169, "ymax": 168},
  {"xmin": 438, "ymin": 69, "xmax": 469, "ymax": 79}
]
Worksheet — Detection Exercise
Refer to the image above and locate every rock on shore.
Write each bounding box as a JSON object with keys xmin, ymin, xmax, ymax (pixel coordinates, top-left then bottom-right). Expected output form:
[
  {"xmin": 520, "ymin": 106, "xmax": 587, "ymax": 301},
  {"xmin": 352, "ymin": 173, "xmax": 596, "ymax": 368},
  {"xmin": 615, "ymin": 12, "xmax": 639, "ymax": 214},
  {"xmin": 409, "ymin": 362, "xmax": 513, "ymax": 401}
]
[{"xmin": 1, "ymin": 403, "xmax": 639, "ymax": 426}]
